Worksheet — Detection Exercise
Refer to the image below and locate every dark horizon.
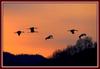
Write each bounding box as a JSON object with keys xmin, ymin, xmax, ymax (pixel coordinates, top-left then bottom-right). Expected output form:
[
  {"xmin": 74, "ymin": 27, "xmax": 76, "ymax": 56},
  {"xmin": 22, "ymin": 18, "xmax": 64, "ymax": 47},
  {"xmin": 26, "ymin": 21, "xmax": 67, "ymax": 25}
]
[{"xmin": 3, "ymin": 36, "xmax": 97, "ymax": 66}]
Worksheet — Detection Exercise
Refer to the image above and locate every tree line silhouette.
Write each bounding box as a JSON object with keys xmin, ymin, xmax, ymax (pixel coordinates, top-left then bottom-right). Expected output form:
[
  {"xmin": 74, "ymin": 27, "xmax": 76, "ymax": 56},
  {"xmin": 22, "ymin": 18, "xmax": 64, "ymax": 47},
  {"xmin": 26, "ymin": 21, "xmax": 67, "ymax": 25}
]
[{"xmin": 3, "ymin": 36, "xmax": 97, "ymax": 66}]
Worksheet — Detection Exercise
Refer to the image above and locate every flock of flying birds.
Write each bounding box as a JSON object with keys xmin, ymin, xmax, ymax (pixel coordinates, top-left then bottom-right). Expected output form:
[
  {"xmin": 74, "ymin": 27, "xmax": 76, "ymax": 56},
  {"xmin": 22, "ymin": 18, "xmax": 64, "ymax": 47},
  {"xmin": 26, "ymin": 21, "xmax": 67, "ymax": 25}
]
[{"xmin": 15, "ymin": 26, "xmax": 87, "ymax": 40}]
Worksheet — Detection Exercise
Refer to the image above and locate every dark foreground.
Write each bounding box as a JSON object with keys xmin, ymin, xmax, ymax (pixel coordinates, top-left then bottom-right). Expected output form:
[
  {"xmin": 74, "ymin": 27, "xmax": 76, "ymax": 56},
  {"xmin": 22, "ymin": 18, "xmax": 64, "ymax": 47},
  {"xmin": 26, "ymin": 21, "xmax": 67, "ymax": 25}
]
[{"xmin": 3, "ymin": 37, "xmax": 97, "ymax": 66}]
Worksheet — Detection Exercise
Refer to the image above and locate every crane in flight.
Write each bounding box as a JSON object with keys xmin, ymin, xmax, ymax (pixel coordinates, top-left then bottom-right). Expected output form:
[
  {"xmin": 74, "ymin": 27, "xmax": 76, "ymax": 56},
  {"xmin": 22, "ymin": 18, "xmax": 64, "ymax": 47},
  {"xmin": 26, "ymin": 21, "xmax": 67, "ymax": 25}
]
[
  {"xmin": 45, "ymin": 35, "xmax": 53, "ymax": 40},
  {"xmin": 68, "ymin": 29, "xmax": 78, "ymax": 34},
  {"xmin": 79, "ymin": 33, "xmax": 87, "ymax": 39},
  {"xmin": 15, "ymin": 30, "xmax": 24, "ymax": 36},
  {"xmin": 28, "ymin": 26, "xmax": 38, "ymax": 33}
]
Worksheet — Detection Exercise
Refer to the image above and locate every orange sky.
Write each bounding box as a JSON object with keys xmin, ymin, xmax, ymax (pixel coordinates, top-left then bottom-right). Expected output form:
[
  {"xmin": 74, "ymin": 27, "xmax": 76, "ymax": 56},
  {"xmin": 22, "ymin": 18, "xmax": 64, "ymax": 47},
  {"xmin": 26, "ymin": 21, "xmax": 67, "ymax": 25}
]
[{"xmin": 2, "ymin": 2, "xmax": 98, "ymax": 57}]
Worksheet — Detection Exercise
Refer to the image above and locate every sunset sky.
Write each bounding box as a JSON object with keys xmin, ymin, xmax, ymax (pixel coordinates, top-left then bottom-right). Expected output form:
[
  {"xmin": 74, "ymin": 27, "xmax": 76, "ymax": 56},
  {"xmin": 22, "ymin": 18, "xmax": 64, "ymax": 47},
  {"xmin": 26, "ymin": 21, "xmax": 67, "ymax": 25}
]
[{"xmin": 2, "ymin": 2, "xmax": 98, "ymax": 57}]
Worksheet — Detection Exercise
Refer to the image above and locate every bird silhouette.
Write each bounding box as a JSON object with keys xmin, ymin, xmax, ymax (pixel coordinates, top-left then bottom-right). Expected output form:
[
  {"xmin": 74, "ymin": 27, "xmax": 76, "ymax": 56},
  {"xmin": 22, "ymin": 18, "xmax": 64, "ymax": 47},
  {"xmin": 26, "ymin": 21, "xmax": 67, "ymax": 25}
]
[
  {"xmin": 79, "ymin": 33, "xmax": 87, "ymax": 38},
  {"xmin": 45, "ymin": 35, "xmax": 53, "ymax": 40},
  {"xmin": 68, "ymin": 29, "xmax": 78, "ymax": 34},
  {"xmin": 28, "ymin": 27, "xmax": 38, "ymax": 33},
  {"xmin": 15, "ymin": 31, "xmax": 24, "ymax": 36}
]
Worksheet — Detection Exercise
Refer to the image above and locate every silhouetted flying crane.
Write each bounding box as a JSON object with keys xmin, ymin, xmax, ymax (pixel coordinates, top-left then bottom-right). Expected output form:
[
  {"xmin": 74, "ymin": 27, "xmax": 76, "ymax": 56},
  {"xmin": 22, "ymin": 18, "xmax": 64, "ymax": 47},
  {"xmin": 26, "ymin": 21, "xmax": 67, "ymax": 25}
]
[
  {"xmin": 15, "ymin": 31, "xmax": 24, "ymax": 36},
  {"xmin": 79, "ymin": 33, "xmax": 87, "ymax": 38},
  {"xmin": 45, "ymin": 35, "xmax": 53, "ymax": 40},
  {"xmin": 68, "ymin": 29, "xmax": 78, "ymax": 34}
]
